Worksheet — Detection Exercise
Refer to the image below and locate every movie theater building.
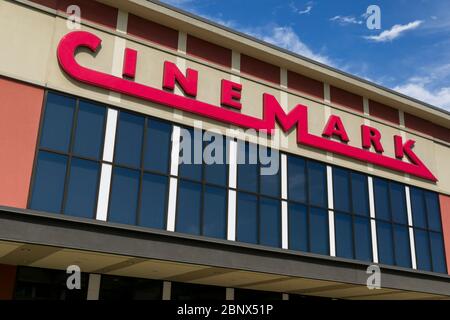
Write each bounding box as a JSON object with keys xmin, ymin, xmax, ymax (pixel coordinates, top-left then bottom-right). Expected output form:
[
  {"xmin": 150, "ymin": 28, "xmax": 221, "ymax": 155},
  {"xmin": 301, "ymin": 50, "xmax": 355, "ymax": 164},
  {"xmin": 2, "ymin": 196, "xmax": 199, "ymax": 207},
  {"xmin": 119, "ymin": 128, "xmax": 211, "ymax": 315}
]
[{"xmin": 0, "ymin": 0, "xmax": 449, "ymax": 300}]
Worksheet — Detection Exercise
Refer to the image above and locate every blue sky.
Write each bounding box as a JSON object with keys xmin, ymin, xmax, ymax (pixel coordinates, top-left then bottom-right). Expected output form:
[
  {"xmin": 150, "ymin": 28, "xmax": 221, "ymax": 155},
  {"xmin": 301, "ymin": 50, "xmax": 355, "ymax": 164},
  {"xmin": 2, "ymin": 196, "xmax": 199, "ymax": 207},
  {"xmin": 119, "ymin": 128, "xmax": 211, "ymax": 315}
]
[{"xmin": 160, "ymin": 0, "xmax": 450, "ymax": 111}]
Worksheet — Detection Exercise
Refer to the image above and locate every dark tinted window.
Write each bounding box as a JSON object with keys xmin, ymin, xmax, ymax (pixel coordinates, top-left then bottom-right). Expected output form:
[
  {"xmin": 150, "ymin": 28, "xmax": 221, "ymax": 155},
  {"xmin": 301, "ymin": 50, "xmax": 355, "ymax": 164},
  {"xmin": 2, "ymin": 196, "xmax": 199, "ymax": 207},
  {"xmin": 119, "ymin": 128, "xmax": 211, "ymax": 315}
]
[
  {"xmin": 139, "ymin": 173, "xmax": 168, "ymax": 229},
  {"xmin": 176, "ymin": 180, "xmax": 202, "ymax": 235},
  {"xmin": 309, "ymin": 207, "xmax": 329, "ymax": 255},
  {"xmin": 72, "ymin": 101, "xmax": 105, "ymax": 159},
  {"xmin": 108, "ymin": 167, "xmax": 140, "ymax": 225},
  {"xmin": 114, "ymin": 112, "xmax": 144, "ymax": 168},
  {"xmin": 30, "ymin": 151, "xmax": 67, "ymax": 213},
  {"xmin": 144, "ymin": 119, "xmax": 172, "ymax": 174},
  {"xmin": 259, "ymin": 197, "xmax": 281, "ymax": 247},
  {"xmin": 203, "ymin": 186, "xmax": 227, "ymax": 239},
  {"xmin": 236, "ymin": 192, "xmax": 258, "ymax": 244},
  {"xmin": 307, "ymin": 161, "xmax": 327, "ymax": 207},
  {"xmin": 64, "ymin": 158, "xmax": 100, "ymax": 219},
  {"xmin": 40, "ymin": 93, "xmax": 75, "ymax": 152},
  {"xmin": 100, "ymin": 275, "xmax": 162, "ymax": 300},
  {"xmin": 288, "ymin": 203, "xmax": 308, "ymax": 252},
  {"xmin": 335, "ymin": 212, "xmax": 353, "ymax": 259},
  {"xmin": 287, "ymin": 156, "xmax": 306, "ymax": 203}
]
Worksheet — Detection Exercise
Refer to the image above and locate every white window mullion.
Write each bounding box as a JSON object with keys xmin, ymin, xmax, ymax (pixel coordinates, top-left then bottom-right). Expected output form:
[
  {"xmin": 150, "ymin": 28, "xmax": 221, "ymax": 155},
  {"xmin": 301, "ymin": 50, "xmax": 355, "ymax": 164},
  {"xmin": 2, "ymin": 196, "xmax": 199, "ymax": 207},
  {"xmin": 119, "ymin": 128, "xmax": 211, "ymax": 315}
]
[
  {"xmin": 327, "ymin": 165, "xmax": 336, "ymax": 257},
  {"xmin": 368, "ymin": 176, "xmax": 379, "ymax": 263},
  {"xmin": 405, "ymin": 186, "xmax": 417, "ymax": 269},
  {"xmin": 281, "ymin": 153, "xmax": 288, "ymax": 249},
  {"xmin": 227, "ymin": 139, "xmax": 237, "ymax": 241},
  {"xmin": 95, "ymin": 108, "xmax": 117, "ymax": 221},
  {"xmin": 167, "ymin": 126, "xmax": 181, "ymax": 232}
]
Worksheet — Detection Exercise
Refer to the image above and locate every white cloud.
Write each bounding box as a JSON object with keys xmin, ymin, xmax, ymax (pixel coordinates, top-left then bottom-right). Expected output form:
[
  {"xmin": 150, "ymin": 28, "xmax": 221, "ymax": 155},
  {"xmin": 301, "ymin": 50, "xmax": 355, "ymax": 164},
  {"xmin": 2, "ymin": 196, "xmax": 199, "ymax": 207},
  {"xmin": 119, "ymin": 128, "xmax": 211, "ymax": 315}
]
[
  {"xmin": 365, "ymin": 20, "xmax": 423, "ymax": 42},
  {"xmin": 290, "ymin": 2, "xmax": 313, "ymax": 15},
  {"xmin": 330, "ymin": 15, "xmax": 363, "ymax": 25},
  {"xmin": 393, "ymin": 82, "xmax": 450, "ymax": 110},
  {"xmin": 246, "ymin": 26, "xmax": 332, "ymax": 65}
]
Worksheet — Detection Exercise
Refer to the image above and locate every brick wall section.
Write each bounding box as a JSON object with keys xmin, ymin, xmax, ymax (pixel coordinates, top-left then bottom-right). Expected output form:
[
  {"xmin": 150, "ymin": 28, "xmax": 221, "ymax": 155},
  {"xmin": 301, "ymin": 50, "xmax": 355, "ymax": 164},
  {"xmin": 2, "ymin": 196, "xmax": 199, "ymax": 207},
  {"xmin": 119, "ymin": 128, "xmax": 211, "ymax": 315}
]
[
  {"xmin": 30, "ymin": 0, "xmax": 118, "ymax": 29},
  {"xmin": 330, "ymin": 86, "xmax": 364, "ymax": 113},
  {"xmin": 128, "ymin": 14, "xmax": 179, "ymax": 50},
  {"xmin": 369, "ymin": 100, "xmax": 400, "ymax": 124},
  {"xmin": 0, "ymin": 264, "xmax": 17, "ymax": 300},
  {"xmin": 186, "ymin": 35, "xmax": 232, "ymax": 68},
  {"xmin": 287, "ymin": 71, "xmax": 324, "ymax": 100},
  {"xmin": 240, "ymin": 54, "xmax": 280, "ymax": 84},
  {"xmin": 0, "ymin": 77, "xmax": 43, "ymax": 208},
  {"xmin": 438, "ymin": 194, "xmax": 450, "ymax": 275}
]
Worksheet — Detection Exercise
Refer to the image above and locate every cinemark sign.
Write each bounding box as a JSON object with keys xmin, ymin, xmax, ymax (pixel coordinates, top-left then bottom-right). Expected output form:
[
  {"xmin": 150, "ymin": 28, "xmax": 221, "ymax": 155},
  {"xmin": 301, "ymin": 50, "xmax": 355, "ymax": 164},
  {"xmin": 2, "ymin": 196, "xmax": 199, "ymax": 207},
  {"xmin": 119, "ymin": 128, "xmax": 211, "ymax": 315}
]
[{"xmin": 56, "ymin": 31, "xmax": 437, "ymax": 181}]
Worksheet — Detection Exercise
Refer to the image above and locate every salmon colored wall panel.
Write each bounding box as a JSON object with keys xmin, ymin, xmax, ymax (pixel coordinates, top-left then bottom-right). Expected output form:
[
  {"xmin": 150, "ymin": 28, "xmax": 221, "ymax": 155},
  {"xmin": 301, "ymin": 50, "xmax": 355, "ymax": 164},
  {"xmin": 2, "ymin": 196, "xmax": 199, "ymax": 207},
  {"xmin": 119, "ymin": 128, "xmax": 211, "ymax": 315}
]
[
  {"xmin": 240, "ymin": 54, "xmax": 280, "ymax": 84},
  {"xmin": 30, "ymin": 0, "xmax": 118, "ymax": 29},
  {"xmin": 330, "ymin": 86, "xmax": 363, "ymax": 113},
  {"xmin": 0, "ymin": 264, "xmax": 17, "ymax": 300},
  {"xmin": 128, "ymin": 14, "xmax": 178, "ymax": 50},
  {"xmin": 405, "ymin": 113, "xmax": 435, "ymax": 137},
  {"xmin": 57, "ymin": 0, "xmax": 118, "ymax": 29},
  {"xmin": 369, "ymin": 100, "xmax": 399, "ymax": 124},
  {"xmin": 439, "ymin": 194, "xmax": 450, "ymax": 275},
  {"xmin": 187, "ymin": 35, "xmax": 232, "ymax": 68},
  {"xmin": 287, "ymin": 71, "xmax": 323, "ymax": 100},
  {"xmin": 0, "ymin": 77, "xmax": 43, "ymax": 209},
  {"xmin": 432, "ymin": 124, "xmax": 450, "ymax": 143}
]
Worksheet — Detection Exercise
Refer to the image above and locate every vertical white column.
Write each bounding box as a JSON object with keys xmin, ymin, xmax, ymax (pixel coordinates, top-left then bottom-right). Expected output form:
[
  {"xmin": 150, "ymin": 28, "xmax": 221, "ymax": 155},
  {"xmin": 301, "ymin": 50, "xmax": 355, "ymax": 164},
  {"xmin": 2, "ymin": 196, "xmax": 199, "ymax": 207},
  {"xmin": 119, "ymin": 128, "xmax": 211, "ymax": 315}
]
[
  {"xmin": 281, "ymin": 154, "xmax": 288, "ymax": 249},
  {"xmin": 231, "ymin": 51, "xmax": 241, "ymax": 83},
  {"xmin": 95, "ymin": 11, "xmax": 127, "ymax": 221},
  {"xmin": 95, "ymin": 108, "xmax": 118, "ymax": 221},
  {"xmin": 226, "ymin": 288, "xmax": 235, "ymax": 300},
  {"xmin": 405, "ymin": 186, "xmax": 417, "ymax": 269},
  {"xmin": 398, "ymin": 110, "xmax": 410, "ymax": 181},
  {"xmin": 162, "ymin": 281, "xmax": 172, "ymax": 300},
  {"xmin": 368, "ymin": 176, "xmax": 379, "ymax": 263},
  {"xmin": 282, "ymin": 293, "xmax": 289, "ymax": 300},
  {"xmin": 227, "ymin": 139, "xmax": 237, "ymax": 241},
  {"xmin": 87, "ymin": 274, "xmax": 101, "ymax": 300},
  {"xmin": 327, "ymin": 165, "xmax": 336, "ymax": 257},
  {"xmin": 363, "ymin": 97, "xmax": 374, "ymax": 172},
  {"xmin": 174, "ymin": 31, "xmax": 187, "ymax": 120},
  {"xmin": 323, "ymin": 83, "xmax": 333, "ymax": 161},
  {"xmin": 109, "ymin": 10, "xmax": 128, "ymax": 103},
  {"xmin": 167, "ymin": 126, "xmax": 181, "ymax": 232}
]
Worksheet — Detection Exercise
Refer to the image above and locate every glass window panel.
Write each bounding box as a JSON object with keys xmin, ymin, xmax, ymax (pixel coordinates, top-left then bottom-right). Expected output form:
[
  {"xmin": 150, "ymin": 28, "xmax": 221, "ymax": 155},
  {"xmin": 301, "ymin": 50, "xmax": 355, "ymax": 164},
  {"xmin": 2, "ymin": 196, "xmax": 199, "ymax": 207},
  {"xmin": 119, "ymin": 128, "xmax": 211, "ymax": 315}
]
[
  {"xmin": 108, "ymin": 167, "xmax": 139, "ymax": 225},
  {"xmin": 64, "ymin": 158, "xmax": 100, "ymax": 219},
  {"xmin": 237, "ymin": 141, "xmax": 258, "ymax": 193},
  {"xmin": 114, "ymin": 112, "xmax": 144, "ymax": 167},
  {"xmin": 178, "ymin": 128, "xmax": 202, "ymax": 181},
  {"xmin": 390, "ymin": 183, "xmax": 407, "ymax": 225},
  {"xmin": 204, "ymin": 137, "xmax": 227, "ymax": 186},
  {"xmin": 40, "ymin": 93, "xmax": 75, "ymax": 152},
  {"xmin": 236, "ymin": 192, "xmax": 258, "ymax": 244},
  {"xmin": 376, "ymin": 221, "xmax": 394, "ymax": 265},
  {"xmin": 139, "ymin": 173, "xmax": 168, "ymax": 229},
  {"xmin": 259, "ymin": 148, "xmax": 280, "ymax": 197},
  {"xmin": 30, "ymin": 151, "xmax": 67, "ymax": 213},
  {"xmin": 351, "ymin": 172, "xmax": 369, "ymax": 216},
  {"xmin": 287, "ymin": 156, "xmax": 306, "ymax": 203},
  {"xmin": 176, "ymin": 180, "xmax": 202, "ymax": 235},
  {"xmin": 144, "ymin": 119, "xmax": 172, "ymax": 174},
  {"xmin": 288, "ymin": 203, "xmax": 308, "ymax": 252},
  {"xmin": 425, "ymin": 191, "xmax": 442, "ymax": 232},
  {"xmin": 333, "ymin": 168, "xmax": 350, "ymax": 213},
  {"xmin": 414, "ymin": 229, "xmax": 431, "ymax": 271},
  {"xmin": 259, "ymin": 197, "xmax": 281, "ymax": 247},
  {"xmin": 307, "ymin": 161, "xmax": 327, "ymax": 208},
  {"xmin": 354, "ymin": 216, "xmax": 372, "ymax": 261},
  {"xmin": 309, "ymin": 207, "xmax": 329, "ymax": 255},
  {"xmin": 393, "ymin": 224, "xmax": 411, "ymax": 268},
  {"xmin": 430, "ymin": 232, "xmax": 447, "ymax": 273},
  {"xmin": 410, "ymin": 187, "xmax": 427, "ymax": 229},
  {"xmin": 203, "ymin": 186, "xmax": 227, "ymax": 239},
  {"xmin": 373, "ymin": 178, "xmax": 390, "ymax": 221},
  {"xmin": 335, "ymin": 212, "xmax": 353, "ymax": 259},
  {"xmin": 72, "ymin": 101, "xmax": 105, "ymax": 159}
]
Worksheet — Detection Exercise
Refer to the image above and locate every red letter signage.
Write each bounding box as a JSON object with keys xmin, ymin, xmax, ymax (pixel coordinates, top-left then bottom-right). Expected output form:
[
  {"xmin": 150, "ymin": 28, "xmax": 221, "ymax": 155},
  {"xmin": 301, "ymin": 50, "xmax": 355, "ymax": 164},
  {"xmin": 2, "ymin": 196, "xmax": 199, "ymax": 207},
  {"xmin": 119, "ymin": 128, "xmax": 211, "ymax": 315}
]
[{"xmin": 56, "ymin": 31, "xmax": 437, "ymax": 182}]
